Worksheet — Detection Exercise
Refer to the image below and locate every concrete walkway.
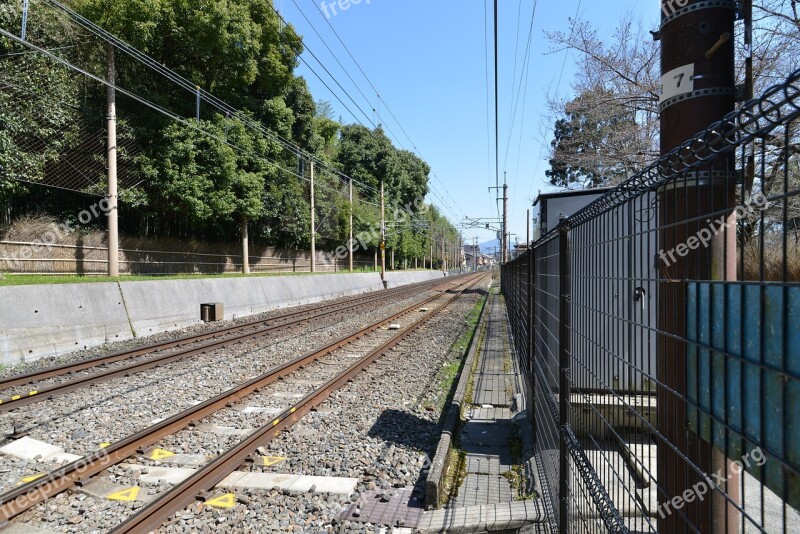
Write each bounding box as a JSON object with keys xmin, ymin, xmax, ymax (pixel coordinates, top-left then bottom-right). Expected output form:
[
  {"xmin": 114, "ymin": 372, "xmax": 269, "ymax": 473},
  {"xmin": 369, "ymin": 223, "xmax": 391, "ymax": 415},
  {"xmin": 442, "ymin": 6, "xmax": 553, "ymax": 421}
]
[
  {"xmin": 449, "ymin": 292, "xmax": 517, "ymax": 508},
  {"xmin": 417, "ymin": 290, "xmax": 546, "ymax": 532}
]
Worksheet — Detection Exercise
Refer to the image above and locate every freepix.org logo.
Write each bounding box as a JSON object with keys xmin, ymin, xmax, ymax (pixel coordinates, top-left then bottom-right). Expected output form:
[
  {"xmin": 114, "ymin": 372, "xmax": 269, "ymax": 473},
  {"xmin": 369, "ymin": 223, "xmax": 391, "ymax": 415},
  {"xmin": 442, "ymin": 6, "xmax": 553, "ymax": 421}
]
[
  {"xmin": 661, "ymin": 0, "xmax": 690, "ymax": 17},
  {"xmin": 320, "ymin": 0, "xmax": 373, "ymax": 19}
]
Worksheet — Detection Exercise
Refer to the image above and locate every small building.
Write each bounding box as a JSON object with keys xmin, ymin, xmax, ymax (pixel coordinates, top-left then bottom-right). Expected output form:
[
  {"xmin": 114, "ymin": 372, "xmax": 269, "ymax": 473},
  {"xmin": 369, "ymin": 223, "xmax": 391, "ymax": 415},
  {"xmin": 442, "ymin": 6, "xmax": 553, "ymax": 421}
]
[{"xmin": 533, "ymin": 188, "xmax": 613, "ymax": 240}]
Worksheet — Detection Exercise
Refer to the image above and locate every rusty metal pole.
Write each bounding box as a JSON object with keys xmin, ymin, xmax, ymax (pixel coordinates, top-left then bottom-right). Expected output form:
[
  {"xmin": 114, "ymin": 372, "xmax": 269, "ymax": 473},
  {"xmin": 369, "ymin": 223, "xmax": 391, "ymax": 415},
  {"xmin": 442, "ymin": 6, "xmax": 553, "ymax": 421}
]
[{"xmin": 658, "ymin": 0, "xmax": 737, "ymax": 531}]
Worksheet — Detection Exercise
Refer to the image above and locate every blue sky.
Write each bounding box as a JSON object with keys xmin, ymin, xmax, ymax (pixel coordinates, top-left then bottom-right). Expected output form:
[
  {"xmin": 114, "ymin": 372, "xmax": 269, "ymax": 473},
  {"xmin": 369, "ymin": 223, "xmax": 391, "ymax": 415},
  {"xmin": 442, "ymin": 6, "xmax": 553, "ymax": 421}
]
[{"xmin": 278, "ymin": 0, "xmax": 658, "ymax": 246}]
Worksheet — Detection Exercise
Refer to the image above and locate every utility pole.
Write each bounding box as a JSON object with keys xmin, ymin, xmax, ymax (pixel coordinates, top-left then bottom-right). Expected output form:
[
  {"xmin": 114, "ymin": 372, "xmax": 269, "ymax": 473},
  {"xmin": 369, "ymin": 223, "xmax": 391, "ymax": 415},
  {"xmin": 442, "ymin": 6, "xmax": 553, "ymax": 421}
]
[
  {"xmin": 380, "ymin": 179, "xmax": 386, "ymax": 282},
  {"xmin": 21, "ymin": 0, "xmax": 29, "ymax": 40},
  {"xmin": 195, "ymin": 86, "xmax": 201, "ymax": 121},
  {"xmin": 310, "ymin": 161, "xmax": 316, "ymax": 273},
  {"xmin": 349, "ymin": 178, "xmax": 354, "ymax": 272},
  {"xmin": 241, "ymin": 217, "xmax": 250, "ymax": 274},
  {"xmin": 489, "ymin": 180, "xmax": 509, "ymax": 264},
  {"xmin": 430, "ymin": 228, "xmax": 434, "ymax": 271},
  {"xmin": 526, "ymin": 209, "xmax": 530, "ymax": 246},
  {"xmin": 502, "ymin": 182, "xmax": 508, "ymax": 264},
  {"xmin": 106, "ymin": 44, "xmax": 119, "ymax": 277},
  {"xmin": 658, "ymin": 1, "xmax": 737, "ymax": 532}
]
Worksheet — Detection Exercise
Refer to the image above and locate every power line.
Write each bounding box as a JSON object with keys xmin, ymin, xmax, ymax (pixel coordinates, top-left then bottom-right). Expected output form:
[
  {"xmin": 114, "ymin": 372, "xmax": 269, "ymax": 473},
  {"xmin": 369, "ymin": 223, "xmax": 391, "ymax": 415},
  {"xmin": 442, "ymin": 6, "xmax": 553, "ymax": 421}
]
[
  {"xmin": 38, "ymin": 0, "xmax": 385, "ymax": 203},
  {"xmin": 509, "ymin": 0, "xmax": 539, "ymax": 222},
  {"xmin": 305, "ymin": 0, "xmax": 467, "ymax": 222},
  {"xmin": 26, "ymin": 0, "xmax": 463, "ymax": 235},
  {"xmin": 494, "ymin": 0, "xmax": 500, "ymax": 217},
  {"xmin": 503, "ymin": 0, "xmax": 538, "ymax": 173},
  {"xmin": 527, "ymin": 0, "xmax": 584, "ymax": 201}
]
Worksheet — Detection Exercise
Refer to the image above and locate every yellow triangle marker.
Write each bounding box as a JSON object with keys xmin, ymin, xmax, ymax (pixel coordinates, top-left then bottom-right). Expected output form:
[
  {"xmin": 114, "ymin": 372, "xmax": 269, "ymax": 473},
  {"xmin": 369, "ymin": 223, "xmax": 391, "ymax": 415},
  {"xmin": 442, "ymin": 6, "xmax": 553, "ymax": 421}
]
[
  {"xmin": 260, "ymin": 456, "xmax": 288, "ymax": 467},
  {"xmin": 148, "ymin": 448, "xmax": 175, "ymax": 461},
  {"xmin": 99, "ymin": 442, "xmax": 111, "ymax": 448},
  {"xmin": 20, "ymin": 473, "xmax": 46, "ymax": 484},
  {"xmin": 205, "ymin": 493, "xmax": 236, "ymax": 509},
  {"xmin": 107, "ymin": 486, "xmax": 140, "ymax": 502}
]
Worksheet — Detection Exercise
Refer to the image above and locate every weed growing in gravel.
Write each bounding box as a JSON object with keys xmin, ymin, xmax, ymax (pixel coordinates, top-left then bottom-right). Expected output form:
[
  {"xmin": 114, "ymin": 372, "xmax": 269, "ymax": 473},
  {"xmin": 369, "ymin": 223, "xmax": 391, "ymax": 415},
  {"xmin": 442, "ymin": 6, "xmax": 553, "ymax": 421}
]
[
  {"xmin": 420, "ymin": 294, "xmax": 487, "ymax": 416},
  {"xmin": 503, "ymin": 424, "xmax": 537, "ymax": 501}
]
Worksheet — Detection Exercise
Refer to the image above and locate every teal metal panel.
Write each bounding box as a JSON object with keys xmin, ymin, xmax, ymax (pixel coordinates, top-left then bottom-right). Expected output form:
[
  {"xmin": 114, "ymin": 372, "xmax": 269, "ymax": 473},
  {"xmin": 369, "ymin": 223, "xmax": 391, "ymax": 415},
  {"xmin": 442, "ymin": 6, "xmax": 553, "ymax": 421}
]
[{"xmin": 686, "ymin": 282, "xmax": 800, "ymax": 508}]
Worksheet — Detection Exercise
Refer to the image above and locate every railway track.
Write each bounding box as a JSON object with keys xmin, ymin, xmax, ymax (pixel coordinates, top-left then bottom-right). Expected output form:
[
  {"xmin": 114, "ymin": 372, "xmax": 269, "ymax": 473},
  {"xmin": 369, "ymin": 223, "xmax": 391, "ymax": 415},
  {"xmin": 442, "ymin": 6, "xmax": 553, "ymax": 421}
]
[
  {"xmin": 0, "ymin": 273, "xmax": 486, "ymax": 529},
  {"xmin": 0, "ymin": 276, "xmax": 454, "ymax": 412}
]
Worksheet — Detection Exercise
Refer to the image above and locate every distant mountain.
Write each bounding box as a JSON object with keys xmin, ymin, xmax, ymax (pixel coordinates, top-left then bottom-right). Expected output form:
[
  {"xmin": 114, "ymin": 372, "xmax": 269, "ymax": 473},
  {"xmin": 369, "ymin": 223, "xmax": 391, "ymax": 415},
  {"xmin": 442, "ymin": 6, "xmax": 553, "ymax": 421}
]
[{"xmin": 479, "ymin": 239, "xmax": 500, "ymax": 255}]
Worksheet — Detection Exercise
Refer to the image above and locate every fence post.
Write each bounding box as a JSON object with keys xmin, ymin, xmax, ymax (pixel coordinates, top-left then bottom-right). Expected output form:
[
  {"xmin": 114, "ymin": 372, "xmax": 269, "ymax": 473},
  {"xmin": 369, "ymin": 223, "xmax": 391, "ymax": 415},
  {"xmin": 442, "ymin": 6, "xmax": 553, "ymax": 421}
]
[
  {"xmin": 527, "ymin": 247, "xmax": 535, "ymax": 432},
  {"xmin": 558, "ymin": 217, "xmax": 571, "ymax": 533}
]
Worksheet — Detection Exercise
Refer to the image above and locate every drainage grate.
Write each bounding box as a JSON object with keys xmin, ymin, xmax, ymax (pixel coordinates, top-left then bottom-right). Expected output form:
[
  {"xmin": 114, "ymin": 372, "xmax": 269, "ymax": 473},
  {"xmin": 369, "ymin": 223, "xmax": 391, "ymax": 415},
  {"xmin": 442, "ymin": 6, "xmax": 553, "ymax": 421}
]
[{"xmin": 336, "ymin": 486, "xmax": 424, "ymax": 528}]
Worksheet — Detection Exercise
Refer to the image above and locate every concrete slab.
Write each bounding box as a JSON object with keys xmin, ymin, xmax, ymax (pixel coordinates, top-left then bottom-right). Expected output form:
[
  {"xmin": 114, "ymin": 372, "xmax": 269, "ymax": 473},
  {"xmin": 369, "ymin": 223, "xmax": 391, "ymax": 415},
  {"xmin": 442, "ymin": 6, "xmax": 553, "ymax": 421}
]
[
  {"xmin": 271, "ymin": 392, "xmax": 304, "ymax": 399},
  {"xmin": 219, "ymin": 471, "xmax": 297, "ymax": 491},
  {"xmin": 218, "ymin": 471, "xmax": 358, "ymax": 496},
  {"xmin": 450, "ymin": 473, "xmax": 514, "ymax": 508},
  {"xmin": 79, "ymin": 479, "xmax": 152, "ymax": 502},
  {"xmin": 238, "ymin": 406, "xmax": 282, "ymax": 416},
  {"xmin": 0, "ymin": 523, "xmax": 54, "ymax": 534},
  {"xmin": 151, "ymin": 453, "xmax": 210, "ymax": 467},
  {"xmin": 193, "ymin": 424, "xmax": 253, "ymax": 436},
  {"xmin": 4, "ymin": 438, "xmax": 60, "ymax": 461},
  {"xmin": 469, "ymin": 406, "xmax": 513, "ymax": 422},
  {"xmin": 0, "ymin": 436, "xmax": 81, "ymax": 463},
  {"xmin": 418, "ymin": 501, "xmax": 544, "ymax": 533},
  {"xmin": 135, "ymin": 466, "xmax": 196, "ymax": 485}
]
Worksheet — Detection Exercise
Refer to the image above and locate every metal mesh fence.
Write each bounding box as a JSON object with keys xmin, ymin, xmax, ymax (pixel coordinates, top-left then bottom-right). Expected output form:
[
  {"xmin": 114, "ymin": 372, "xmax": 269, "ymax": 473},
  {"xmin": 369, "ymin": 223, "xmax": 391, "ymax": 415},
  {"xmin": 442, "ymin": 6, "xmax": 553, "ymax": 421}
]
[{"xmin": 502, "ymin": 68, "xmax": 800, "ymax": 533}]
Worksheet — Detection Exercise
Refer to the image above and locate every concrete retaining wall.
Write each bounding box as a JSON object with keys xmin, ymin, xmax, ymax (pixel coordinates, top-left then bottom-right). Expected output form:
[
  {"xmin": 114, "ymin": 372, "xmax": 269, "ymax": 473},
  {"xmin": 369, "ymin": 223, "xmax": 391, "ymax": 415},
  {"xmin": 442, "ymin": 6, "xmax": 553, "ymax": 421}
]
[
  {"xmin": 0, "ymin": 283, "xmax": 134, "ymax": 363},
  {"xmin": 383, "ymin": 270, "xmax": 446, "ymax": 289},
  {"xmin": 0, "ymin": 271, "xmax": 445, "ymax": 365},
  {"xmin": 120, "ymin": 273, "xmax": 385, "ymax": 337}
]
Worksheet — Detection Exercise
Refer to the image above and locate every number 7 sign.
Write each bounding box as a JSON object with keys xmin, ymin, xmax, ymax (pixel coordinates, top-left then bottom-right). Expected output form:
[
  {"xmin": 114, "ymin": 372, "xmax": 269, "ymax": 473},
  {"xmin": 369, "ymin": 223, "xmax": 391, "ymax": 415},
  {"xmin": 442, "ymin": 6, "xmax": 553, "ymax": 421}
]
[{"xmin": 660, "ymin": 63, "xmax": 695, "ymax": 104}]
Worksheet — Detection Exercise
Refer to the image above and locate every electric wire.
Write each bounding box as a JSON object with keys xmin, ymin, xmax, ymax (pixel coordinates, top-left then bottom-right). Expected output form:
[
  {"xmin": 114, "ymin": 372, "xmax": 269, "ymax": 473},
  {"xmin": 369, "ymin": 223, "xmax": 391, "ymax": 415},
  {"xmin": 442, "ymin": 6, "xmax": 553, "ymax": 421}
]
[
  {"xmin": 305, "ymin": 0, "xmax": 467, "ymax": 222},
  {"xmin": 527, "ymin": 0, "xmax": 584, "ymax": 201}
]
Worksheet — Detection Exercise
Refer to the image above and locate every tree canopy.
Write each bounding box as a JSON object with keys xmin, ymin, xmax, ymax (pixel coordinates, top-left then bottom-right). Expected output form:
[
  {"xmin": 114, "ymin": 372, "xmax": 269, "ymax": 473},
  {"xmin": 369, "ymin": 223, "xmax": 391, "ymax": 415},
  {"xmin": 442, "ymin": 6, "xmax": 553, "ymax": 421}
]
[{"xmin": 0, "ymin": 0, "xmax": 459, "ymax": 264}]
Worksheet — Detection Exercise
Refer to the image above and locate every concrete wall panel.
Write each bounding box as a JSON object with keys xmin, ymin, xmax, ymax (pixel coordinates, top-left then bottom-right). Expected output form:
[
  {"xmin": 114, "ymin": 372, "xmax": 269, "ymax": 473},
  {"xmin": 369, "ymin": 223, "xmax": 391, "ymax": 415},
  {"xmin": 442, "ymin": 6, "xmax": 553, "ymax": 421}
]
[{"xmin": 0, "ymin": 283, "xmax": 133, "ymax": 364}]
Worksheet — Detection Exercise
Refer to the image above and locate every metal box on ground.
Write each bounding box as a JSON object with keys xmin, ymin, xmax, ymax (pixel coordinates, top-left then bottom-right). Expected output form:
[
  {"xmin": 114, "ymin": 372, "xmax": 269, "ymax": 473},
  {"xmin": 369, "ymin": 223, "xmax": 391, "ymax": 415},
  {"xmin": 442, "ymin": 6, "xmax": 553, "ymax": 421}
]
[{"xmin": 201, "ymin": 302, "xmax": 224, "ymax": 322}]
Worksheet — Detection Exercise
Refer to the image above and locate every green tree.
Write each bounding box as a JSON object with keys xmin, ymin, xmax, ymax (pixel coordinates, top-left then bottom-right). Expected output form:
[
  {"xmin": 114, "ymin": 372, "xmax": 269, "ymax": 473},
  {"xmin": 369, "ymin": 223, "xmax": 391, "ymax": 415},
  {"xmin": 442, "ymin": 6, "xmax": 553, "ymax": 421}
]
[
  {"xmin": 546, "ymin": 88, "xmax": 640, "ymax": 188},
  {"xmin": 0, "ymin": 3, "xmax": 82, "ymax": 215}
]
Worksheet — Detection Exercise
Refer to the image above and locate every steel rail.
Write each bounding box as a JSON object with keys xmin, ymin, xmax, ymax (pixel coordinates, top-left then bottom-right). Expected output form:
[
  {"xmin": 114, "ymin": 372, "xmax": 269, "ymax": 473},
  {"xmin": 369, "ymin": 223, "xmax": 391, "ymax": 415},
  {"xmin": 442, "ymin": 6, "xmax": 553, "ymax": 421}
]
[
  {"xmin": 0, "ymin": 278, "xmax": 453, "ymax": 412},
  {"xmin": 110, "ymin": 274, "xmax": 487, "ymax": 533},
  {"xmin": 0, "ymin": 277, "xmax": 449, "ymax": 392},
  {"xmin": 0, "ymin": 274, "xmax": 481, "ymax": 523}
]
